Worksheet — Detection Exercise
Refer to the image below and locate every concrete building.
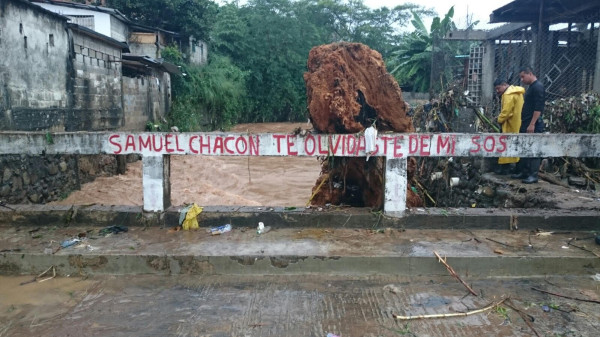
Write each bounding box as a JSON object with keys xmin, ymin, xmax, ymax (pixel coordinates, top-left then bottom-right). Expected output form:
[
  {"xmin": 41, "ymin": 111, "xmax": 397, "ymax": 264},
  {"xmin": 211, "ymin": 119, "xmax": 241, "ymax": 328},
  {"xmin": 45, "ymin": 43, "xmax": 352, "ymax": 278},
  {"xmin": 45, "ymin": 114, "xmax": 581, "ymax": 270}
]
[
  {"xmin": 69, "ymin": 23, "xmax": 127, "ymax": 130},
  {"xmin": 127, "ymin": 23, "xmax": 207, "ymax": 66},
  {"xmin": 33, "ymin": 0, "xmax": 207, "ymax": 65},
  {"xmin": 187, "ymin": 35, "xmax": 208, "ymax": 66},
  {"xmin": 1, "ymin": 0, "xmax": 183, "ymax": 131},
  {"xmin": 445, "ymin": 0, "xmax": 600, "ymax": 105},
  {"xmin": 121, "ymin": 55, "xmax": 181, "ymax": 130},
  {"xmin": 0, "ymin": 0, "xmax": 132, "ymax": 131},
  {"xmin": 0, "ymin": 0, "xmax": 71, "ymax": 131},
  {"xmin": 32, "ymin": 0, "xmax": 130, "ymax": 42}
]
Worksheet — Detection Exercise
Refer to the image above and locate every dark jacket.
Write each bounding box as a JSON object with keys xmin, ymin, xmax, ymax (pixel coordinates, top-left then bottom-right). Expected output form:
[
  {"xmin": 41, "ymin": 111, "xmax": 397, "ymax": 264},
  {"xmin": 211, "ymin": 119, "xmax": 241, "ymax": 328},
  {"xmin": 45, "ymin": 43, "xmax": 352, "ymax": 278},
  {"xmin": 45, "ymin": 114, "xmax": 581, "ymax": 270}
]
[{"xmin": 521, "ymin": 80, "xmax": 545, "ymax": 133}]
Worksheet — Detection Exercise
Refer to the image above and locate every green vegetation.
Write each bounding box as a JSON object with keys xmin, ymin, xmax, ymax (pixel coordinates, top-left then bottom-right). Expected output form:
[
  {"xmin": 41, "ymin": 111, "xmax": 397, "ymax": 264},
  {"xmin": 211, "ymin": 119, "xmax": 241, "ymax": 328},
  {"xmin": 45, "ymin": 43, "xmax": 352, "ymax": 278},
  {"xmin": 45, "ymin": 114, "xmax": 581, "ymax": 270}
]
[
  {"xmin": 107, "ymin": 0, "xmax": 217, "ymax": 40},
  {"xmin": 112, "ymin": 1, "xmax": 468, "ymax": 130},
  {"xmin": 545, "ymin": 93, "xmax": 600, "ymax": 133},
  {"xmin": 163, "ymin": 46, "xmax": 248, "ymax": 131},
  {"xmin": 495, "ymin": 305, "xmax": 509, "ymax": 320},
  {"xmin": 387, "ymin": 6, "xmax": 474, "ymax": 93}
]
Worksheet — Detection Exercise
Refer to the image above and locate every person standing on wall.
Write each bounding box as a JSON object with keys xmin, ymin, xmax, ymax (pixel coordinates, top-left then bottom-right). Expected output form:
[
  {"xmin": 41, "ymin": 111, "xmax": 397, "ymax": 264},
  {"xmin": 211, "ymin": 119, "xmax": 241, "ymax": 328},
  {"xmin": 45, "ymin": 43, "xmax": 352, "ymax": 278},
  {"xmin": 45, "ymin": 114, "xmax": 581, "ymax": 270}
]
[
  {"xmin": 493, "ymin": 78, "xmax": 524, "ymax": 175},
  {"xmin": 511, "ymin": 66, "xmax": 545, "ymax": 184}
]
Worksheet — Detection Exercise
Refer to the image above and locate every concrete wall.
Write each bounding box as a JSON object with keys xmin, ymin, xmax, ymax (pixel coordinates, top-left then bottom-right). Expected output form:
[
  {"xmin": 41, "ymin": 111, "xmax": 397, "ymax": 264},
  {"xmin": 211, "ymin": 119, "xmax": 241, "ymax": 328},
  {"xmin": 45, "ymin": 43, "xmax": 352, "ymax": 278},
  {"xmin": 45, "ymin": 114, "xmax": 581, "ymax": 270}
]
[
  {"xmin": 122, "ymin": 72, "xmax": 171, "ymax": 130},
  {"xmin": 72, "ymin": 30, "xmax": 123, "ymax": 130},
  {"xmin": 187, "ymin": 36, "xmax": 207, "ymax": 65},
  {"xmin": 0, "ymin": 0, "xmax": 70, "ymax": 131},
  {"xmin": 109, "ymin": 15, "xmax": 128, "ymax": 42},
  {"xmin": 2, "ymin": 131, "xmax": 599, "ymax": 212},
  {"xmin": 122, "ymin": 76, "xmax": 151, "ymax": 130},
  {"xmin": 128, "ymin": 32, "xmax": 160, "ymax": 59}
]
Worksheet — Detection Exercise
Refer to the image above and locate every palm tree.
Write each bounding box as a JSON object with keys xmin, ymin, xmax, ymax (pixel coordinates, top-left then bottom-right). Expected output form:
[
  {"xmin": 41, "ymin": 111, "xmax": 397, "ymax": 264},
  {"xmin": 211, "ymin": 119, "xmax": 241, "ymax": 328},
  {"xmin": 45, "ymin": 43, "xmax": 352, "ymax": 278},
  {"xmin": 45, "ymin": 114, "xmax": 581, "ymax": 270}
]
[{"xmin": 388, "ymin": 7, "xmax": 456, "ymax": 93}]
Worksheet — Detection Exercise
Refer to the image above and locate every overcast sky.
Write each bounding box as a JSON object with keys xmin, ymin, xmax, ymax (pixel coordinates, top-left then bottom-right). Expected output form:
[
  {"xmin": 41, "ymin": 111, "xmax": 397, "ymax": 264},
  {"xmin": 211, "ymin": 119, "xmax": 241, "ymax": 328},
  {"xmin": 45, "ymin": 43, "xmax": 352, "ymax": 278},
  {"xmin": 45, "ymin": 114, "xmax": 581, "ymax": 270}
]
[
  {"xmin": 217, "ymin": 0, "xmax": 516, "ymax": 31},
  {"xmin": 362, "ymin": 0, "xmax": 514, "ymax": 30}
]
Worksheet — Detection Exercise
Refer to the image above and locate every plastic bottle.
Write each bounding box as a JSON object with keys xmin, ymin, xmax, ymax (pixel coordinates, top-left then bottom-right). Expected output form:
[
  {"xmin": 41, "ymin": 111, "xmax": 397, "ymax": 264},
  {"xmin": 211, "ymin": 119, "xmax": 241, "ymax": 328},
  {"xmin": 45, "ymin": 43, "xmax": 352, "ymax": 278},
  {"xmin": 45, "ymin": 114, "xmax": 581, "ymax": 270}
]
[
  {"xmin": 257, "ymin": 222, "xmax": 271, "ymax": 234},
  {"xmin": 208, "ymin": 224, "xmax": 232, "ymax": 235},
  {"xmin": 60, "ymin": 238, "xmax": 81, "ymax": 248}
]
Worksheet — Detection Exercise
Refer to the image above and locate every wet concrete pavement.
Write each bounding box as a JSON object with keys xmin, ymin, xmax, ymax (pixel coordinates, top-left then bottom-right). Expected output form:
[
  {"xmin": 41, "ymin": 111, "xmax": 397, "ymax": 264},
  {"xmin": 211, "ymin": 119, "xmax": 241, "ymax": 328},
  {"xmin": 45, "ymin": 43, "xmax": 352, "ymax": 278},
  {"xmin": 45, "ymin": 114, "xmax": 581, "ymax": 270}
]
[
  {"xmin": 1, "ymin": 225, "xmax": 599, "ymax": 277},
  {"xmin": 1, "ymin": 274, "xmax": 599, "ymax": 337},
  {"xmin": 1, "ymin": 208, "xmax": 599, "ymax": 336}
]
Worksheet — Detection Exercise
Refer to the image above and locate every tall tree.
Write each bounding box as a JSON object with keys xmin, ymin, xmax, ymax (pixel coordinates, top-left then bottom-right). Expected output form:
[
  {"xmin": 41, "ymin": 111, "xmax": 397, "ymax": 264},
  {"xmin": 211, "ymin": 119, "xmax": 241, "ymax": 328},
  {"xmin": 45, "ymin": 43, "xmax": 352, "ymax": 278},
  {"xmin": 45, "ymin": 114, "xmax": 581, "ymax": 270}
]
[
  {"xmin": 113, "ymin": 0, "xmax": 435, "ymax": 126},
  {"xmin": 211, "ymin": 0, "xmax": 432, "ymax": 122},
  {"xmin": 310, "ymin": 0, "xmax": 433, "ymax": 58},
  {"xmin": 106, "ymin": 0, "xmax": 217, "ymax": 40}
]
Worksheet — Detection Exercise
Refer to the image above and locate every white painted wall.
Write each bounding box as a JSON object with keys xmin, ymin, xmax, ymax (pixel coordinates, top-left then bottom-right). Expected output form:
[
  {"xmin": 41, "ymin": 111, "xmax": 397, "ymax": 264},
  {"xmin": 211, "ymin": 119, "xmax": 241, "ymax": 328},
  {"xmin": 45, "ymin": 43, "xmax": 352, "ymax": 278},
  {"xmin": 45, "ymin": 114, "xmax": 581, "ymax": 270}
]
[{"xmin": 35, "ymin": 3, "xmax": 114, "ymax": 39}]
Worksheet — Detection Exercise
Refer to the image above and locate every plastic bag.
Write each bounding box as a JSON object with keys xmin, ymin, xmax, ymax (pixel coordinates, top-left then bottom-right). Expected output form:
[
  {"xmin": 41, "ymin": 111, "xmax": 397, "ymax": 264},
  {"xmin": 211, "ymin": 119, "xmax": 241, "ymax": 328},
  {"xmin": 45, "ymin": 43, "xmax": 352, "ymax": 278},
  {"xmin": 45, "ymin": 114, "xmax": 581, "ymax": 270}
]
[
  {"xmin": 364, "ymin": 125, "xmax": 377, "ymax": 161},
  {"xmin": 181, "ymin": 203, "xmax": 203, "ymax": 230}
]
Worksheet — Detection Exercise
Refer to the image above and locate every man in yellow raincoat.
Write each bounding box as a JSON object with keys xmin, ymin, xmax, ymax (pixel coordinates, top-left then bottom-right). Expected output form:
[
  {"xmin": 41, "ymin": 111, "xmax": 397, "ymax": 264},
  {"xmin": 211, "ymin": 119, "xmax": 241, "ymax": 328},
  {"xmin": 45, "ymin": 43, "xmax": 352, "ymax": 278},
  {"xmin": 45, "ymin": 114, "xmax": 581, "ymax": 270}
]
[{"xmin": 494, "ymin": 78, "xmax": 524, "ymax": 174}]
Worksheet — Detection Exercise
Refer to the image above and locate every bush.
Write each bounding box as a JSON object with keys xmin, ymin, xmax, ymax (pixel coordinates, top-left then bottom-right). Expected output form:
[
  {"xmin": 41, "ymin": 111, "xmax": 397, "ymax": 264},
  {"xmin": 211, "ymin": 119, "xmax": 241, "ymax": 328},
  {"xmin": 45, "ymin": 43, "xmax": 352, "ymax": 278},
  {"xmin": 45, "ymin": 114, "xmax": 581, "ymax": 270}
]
[{"xmin": 163, "ymin": 47, "xmax": 248, "ymax": 131}]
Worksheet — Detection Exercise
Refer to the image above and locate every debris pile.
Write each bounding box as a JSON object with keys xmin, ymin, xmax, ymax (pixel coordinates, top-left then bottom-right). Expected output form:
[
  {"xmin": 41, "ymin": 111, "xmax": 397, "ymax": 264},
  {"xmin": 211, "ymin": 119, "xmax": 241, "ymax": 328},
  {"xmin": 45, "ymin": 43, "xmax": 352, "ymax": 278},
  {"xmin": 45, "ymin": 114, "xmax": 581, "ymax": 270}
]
[
  {"xmin": 410, "ymin": 88, "xmax": 600, "ymax": 208},
  {"xmin": 304, "ymin": 42, "xmax": 422, "ymax": 209},
  {"xmin": 412, "ymin": 84, "xmax": 499, "ymax": 133},
  {"xmin": 541, "ymin": 92, "xmax": 600, "ymax": 186},
  {"xmin": 544, "ymin": 92, "xmax": 600, "ymax": 133}
]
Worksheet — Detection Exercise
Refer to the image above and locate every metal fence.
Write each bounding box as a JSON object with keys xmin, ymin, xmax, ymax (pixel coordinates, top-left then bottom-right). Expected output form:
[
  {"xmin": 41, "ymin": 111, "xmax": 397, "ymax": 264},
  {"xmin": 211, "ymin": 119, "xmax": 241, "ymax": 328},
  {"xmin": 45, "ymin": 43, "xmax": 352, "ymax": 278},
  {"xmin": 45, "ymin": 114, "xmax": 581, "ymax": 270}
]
[
  {"xmin": 493, "ymin": 22, "xmax": 599, "ymax": 100},
  {"xmin": 430, "ymin": 38, "xmax": 471, "ymax": 95},
  {"xmin": 436, "ymin": 20, "xmax": 599, "ymax": 107}
]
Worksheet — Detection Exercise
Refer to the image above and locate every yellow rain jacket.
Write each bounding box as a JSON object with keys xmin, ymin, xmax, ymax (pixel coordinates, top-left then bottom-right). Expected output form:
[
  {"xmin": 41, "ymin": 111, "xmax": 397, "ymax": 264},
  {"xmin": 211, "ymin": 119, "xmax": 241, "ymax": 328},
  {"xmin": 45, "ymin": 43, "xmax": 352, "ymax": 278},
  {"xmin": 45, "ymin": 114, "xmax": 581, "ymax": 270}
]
[{"xmin": 497, "ymin": 85, "xmax": 524, "ymax": 164}]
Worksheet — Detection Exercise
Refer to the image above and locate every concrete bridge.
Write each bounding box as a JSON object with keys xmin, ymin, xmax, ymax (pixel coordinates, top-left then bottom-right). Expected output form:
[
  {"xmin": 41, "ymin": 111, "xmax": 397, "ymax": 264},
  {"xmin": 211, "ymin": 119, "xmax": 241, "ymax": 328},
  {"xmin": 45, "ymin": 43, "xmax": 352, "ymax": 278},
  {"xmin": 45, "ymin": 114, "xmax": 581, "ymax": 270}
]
[{"xmin": 1, "ymin": 131, "xmax": 600, "ymax": 215}]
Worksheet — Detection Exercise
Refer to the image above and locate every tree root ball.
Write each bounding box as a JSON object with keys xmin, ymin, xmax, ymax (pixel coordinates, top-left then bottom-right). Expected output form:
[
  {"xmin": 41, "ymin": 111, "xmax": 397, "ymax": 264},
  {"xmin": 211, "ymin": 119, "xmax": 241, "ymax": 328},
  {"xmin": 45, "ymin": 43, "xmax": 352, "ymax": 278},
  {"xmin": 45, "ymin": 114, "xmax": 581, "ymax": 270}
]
[{"xmin": 304, "ymin": 42, "xmax": 422, "ymax": 209}]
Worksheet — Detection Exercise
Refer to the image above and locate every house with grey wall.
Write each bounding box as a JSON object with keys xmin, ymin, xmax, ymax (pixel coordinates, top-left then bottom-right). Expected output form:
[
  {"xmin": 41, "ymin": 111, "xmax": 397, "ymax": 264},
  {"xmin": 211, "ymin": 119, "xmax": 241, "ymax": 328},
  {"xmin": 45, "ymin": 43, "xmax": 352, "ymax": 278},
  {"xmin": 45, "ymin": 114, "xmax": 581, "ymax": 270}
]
[
  {"xmin": 187, "ymin": 35, "xmax": 208, "ymax": 65},
  {"xmin": 69, "ymin": 23, "xmax": 127, "ymax": 130},
  {"xmin": 33, "ymin": 0, "xmax": 130, "ymax": 43},
  {"xmin": 34, "ymin": 0, "xmax": 207, "ymax": 65},
  {"xmin": 0, "ymin": 0, "xmax": 131, "ymax": 131},
  {"xmin": 1, "ymin": 0, "xmax": 181, "ymax": 131},
  {"xmin": 128, "ymin": 22, "xmax": 208, "ymax": 66},
  {"xmin": 31, "ymin": 0, "xmax": 186, "ymax": 129},
  {"xmin": 0, "ymin": 0, "xmax": 182, "ymax": 205},
  {"xmin": 0, "ymin": 0, "xmax": 71, "ymax": 131}
]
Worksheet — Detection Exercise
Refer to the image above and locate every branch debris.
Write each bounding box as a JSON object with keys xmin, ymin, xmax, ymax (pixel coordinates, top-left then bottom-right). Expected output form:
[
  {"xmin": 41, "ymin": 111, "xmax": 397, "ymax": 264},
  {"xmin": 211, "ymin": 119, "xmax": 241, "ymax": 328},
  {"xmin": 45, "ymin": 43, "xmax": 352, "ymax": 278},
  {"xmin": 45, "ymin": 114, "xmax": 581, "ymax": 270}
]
[
  {"xmin": 531, "ymin": 287, "xmax": 600, "ymax": 304},
  {"xmin": 394, "ymin": 298, "xmax": 507, "ymax": 320},
  {"xmin": 433, "ymin": 251, "xmax": 478, "ymax": 296}
]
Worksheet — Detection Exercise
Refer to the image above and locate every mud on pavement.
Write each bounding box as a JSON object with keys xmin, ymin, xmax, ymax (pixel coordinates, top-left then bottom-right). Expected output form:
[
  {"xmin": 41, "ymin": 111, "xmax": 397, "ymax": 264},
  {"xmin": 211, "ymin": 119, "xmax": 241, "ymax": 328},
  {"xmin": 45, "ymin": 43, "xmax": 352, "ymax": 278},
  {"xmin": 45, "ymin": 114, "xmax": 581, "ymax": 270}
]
[{"xmin": 1, "ymin": 274, "xmax": 599, "ymax": 337}]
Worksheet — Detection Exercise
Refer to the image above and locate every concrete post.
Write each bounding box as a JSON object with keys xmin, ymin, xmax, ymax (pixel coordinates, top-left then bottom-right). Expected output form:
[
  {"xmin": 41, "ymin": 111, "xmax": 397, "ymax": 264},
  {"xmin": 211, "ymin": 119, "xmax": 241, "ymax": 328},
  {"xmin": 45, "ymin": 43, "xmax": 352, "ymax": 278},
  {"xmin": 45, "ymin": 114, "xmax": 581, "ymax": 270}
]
[
  {"xmin": 384, "ymin": 157, "xmax": 407, "ymax": 216},
  {"xmin": 142, "ymin": 154, "xmax": 171, "ymax": 212},
  {"xmin": 481, "ymin": 40, "xmax": 496, "ymax": 104},
  {"xmin": 530, "ymin": 25, "xmax": 538, "ymax": 71},
  {"xmin": 594, "ymin": 27, "xmax": 600, "ymax": 92}
]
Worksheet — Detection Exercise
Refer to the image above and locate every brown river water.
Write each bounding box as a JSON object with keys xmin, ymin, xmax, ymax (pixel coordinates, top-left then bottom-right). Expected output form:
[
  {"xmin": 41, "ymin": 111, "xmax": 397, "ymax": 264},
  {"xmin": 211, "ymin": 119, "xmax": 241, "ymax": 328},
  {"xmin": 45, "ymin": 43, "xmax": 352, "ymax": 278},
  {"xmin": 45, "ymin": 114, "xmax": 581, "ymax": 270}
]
[{"xmin": 52, "ymin": 123, "xmax": 321, "ymax": 207}]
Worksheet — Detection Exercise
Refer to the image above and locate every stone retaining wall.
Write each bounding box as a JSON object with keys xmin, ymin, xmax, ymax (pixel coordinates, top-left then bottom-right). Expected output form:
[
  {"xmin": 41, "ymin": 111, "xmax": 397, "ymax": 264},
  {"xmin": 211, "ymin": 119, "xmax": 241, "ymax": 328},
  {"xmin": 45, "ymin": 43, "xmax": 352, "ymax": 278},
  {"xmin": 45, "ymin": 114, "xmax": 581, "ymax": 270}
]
[{"xmin": 0, "ymin": 154, "xmax": 138, "ymax": 204}]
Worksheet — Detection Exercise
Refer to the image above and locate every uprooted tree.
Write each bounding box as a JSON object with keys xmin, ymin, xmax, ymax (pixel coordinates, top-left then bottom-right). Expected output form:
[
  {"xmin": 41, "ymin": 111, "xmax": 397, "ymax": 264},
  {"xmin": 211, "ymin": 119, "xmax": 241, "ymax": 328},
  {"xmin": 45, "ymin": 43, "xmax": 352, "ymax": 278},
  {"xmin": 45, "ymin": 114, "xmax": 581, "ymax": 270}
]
[{"xmin": 304, "ymin": 42, "xmax": 423, "ymax": 209}]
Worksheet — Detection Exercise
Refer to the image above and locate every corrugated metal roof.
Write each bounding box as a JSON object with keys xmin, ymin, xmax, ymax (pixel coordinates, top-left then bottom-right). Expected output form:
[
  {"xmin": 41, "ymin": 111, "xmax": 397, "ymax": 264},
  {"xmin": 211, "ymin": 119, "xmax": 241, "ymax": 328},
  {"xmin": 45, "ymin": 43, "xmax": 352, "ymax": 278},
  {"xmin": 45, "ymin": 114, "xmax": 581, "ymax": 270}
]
[
  {"xmin": 31, "ymin": 0, "xmax": 130, "ymax": 23},
  {"xmin": 490, "ymin": 0, "xmax": 600, "ymax": 23},
  {"xmin": 122, "ymin": 54, "xmax": 182, "ymax": 75}
]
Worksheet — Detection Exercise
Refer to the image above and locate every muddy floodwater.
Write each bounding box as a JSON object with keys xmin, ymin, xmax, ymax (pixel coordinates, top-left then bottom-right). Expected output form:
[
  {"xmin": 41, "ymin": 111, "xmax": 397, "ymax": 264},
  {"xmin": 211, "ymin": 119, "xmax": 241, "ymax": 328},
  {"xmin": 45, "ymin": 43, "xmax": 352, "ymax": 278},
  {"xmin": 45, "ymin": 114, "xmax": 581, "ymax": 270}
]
[{"xmin": 52, "ymin": 123, "xmax": 321, "ymax": 207}]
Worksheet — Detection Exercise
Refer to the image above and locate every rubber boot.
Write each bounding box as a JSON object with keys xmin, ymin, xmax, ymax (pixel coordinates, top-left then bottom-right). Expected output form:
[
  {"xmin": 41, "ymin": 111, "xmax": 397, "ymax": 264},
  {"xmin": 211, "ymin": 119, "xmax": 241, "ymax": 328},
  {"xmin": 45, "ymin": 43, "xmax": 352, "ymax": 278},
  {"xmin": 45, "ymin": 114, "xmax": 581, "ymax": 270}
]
[
  {"xmin": 522, "ymin": 158, "xmax": 541, "ymax": 184},
  {"xmin": 511, "ymin": 159, "xmax": 526, "ymax": 179}
]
